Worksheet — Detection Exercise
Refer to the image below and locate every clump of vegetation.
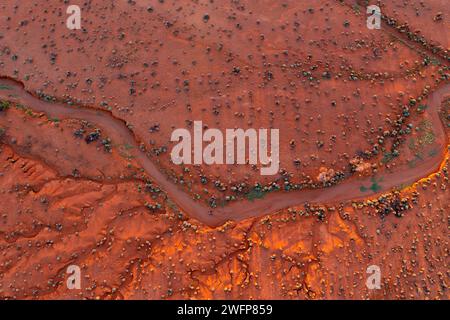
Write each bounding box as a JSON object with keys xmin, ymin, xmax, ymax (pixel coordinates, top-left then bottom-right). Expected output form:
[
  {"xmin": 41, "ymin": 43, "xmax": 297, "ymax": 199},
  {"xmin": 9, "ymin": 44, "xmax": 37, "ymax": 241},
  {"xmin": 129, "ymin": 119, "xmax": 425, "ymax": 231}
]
[
  {"xmin": 73, "ymin": 128, "xmax": 85, "ymax": 138},
  {"xmin": 72, "ymin": 168, "xmax": 81, "ymax": 178},
  {"xmin": 303, "ymin": 203, "xmax": 327, "ymax": 222},
  {"xmin": 360, "ymin": 177, "xmax": 383, "ymax": 193},
  {"xmin": 145, "ymin": 202, "xmax": 162, "ymax": 212},
  {"xmin": 101, "ymin": 137, "xmax": 112, "ymax": 153},
  {"xmin": 0, "ymin": 127, "xmax": 5, "ymax": 138},
  {"xmin": 376, "ymin": 195, "xmax": 411, "ymax": 218},
  {"xmin": 200, "ymin": 175, "xmax": 208, "ymax": 184},
  {"xmin": 417, "ymin": 120, "xmax": 435, "ymax": 145},
  {"xmin": 152, "ymin": 146, "xmax": 167, "ymax": 156},
  {"xmin": 0, "ymin": 100, "xmax": 10, "ymax": 111},
  {"xmin": 381, "ymin": 151, "xmax": 396, "ymax": 163},
  {"xmin": 85, "ymin": 129, "xmax": 101, "ymax": 144},
  {"xmin": 246, "ymin": 185, "xmax": 266, "ymax": 201},
  {"xmin": 409, "ymin": 120, "xmax": 436, "ymax": 152},
  {"xmin": 416, "ymin": 104, "xmax": 428, "ymax": 113},
  {"xmin": 144, "ymin": 182, "xmax": 161, "ymax": 194},
  {"xmin": 208, "ymin": 197, "xmax": 217, "ymax": 208}
]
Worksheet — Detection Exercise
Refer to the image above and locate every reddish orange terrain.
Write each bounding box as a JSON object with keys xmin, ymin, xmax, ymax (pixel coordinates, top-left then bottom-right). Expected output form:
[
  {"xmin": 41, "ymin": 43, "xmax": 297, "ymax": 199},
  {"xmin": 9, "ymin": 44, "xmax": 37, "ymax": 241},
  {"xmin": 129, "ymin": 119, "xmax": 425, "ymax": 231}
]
[{"xmin": 0, "ymin": 0, "xmax": 448, "ymax": 300}]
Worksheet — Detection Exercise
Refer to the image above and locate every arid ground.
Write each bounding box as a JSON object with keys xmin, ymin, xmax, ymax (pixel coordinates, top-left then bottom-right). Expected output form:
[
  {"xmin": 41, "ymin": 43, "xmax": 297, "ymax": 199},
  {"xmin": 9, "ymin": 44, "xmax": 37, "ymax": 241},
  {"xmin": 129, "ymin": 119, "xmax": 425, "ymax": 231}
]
[{"xmin": 0, "ymin": 0, "xmax": 448, "ymax": 299}]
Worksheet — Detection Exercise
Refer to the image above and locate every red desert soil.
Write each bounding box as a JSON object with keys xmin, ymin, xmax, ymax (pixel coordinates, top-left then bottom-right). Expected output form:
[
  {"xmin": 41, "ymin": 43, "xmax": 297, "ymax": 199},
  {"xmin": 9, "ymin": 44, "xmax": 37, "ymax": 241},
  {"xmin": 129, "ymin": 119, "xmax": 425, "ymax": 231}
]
[
  {"xmin": 0, "ymin": 77, "xmax": 449, "ymax": 227},
  {"xmin": 0, "ymin": 0, "xmax": 448, "ymax": 299}
]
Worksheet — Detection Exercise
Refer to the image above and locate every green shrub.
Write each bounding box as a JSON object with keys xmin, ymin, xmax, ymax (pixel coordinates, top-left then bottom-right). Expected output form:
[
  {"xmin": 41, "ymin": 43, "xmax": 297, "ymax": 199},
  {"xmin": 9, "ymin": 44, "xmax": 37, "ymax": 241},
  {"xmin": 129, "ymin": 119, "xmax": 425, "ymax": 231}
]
[{"xmin": 0, "ymin": 100, "xmax": 10, "ymax": 111}]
